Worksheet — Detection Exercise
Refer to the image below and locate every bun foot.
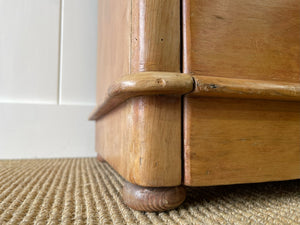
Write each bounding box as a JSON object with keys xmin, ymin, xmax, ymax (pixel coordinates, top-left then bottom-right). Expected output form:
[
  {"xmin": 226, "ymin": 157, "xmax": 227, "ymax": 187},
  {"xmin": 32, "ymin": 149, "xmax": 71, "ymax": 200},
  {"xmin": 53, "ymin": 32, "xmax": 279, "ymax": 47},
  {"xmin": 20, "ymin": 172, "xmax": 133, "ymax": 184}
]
[
  {"xmin": 97, "ymin": 153, "xmax": 105, "ymax": 162},
  {"xmin": 123, "ymin": 181, "xmax": 186, "ymax": 212}
]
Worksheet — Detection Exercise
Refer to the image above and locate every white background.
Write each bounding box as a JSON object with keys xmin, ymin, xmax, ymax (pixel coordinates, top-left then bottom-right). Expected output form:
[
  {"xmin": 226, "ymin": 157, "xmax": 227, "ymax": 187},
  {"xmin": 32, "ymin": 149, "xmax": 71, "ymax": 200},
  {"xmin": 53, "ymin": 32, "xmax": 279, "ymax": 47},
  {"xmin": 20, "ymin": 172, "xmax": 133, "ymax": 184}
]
[{"xmin": 0, "ymin": 0, "xmax": 98, "ymax": 159}]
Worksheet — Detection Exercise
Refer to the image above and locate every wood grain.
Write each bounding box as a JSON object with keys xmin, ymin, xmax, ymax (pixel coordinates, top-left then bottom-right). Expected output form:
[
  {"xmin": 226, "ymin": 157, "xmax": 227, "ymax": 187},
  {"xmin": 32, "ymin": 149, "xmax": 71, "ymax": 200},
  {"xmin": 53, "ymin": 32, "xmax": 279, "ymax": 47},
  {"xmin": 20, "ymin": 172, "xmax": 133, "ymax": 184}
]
[
  {"xmin": 184, "ymin": 0, "xmax": 300, "ymax": 82},
  {"xmin": 89, "ymin": 72, "xmax": 193, "ymax": 120},
  {"xmin": 184, "ymin": 97, "xmax": 300, "ymax": 186},
  {"xmin": 96, "ymin": 0, "xmax": 131, "ymax": 103},
  {"xmin": 93, "ymin": 0, "xmax": 183, "ymax": 187},
  {"xmin": 131, "ymin": 0, "xmax": 180, "ymax": 72},
  {"xmin": 94, "ymin": 0, "xmax": 182, "ymax": 188},
  {"xmin": 190, "ymin": 75, "xmax": 300, "ymax": 101},
  {"xmin": 123, "ymin": 181, "xmax": 186, "ymax": 212},
  {"xmin": 182, "ymin": 0, "xmax": 191, "ymax": 73},
  {"xmin": 96, "ymin": 96, "xmax": 182, "ymax": 187}
]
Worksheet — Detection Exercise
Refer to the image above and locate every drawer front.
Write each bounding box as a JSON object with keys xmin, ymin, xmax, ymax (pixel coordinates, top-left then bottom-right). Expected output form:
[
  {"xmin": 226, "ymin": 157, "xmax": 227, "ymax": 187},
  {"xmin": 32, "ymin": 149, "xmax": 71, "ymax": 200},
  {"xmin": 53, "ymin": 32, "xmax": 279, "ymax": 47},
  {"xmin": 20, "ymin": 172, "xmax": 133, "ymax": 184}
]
[
  {"xmin": 184, "ymin": 97, "xmax": 300, "ymax": 186},
  {"xmin": 183, "ymin": 0, "xmax": 300, "ymax": 82}
]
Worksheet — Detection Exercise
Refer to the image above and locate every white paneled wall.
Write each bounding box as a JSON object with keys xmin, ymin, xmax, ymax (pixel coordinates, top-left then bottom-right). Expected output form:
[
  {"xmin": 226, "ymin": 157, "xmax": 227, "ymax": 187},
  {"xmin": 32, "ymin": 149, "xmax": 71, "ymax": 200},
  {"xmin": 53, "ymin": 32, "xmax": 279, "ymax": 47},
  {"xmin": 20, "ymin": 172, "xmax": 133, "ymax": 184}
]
[
  {"xmin": 0, "ymin": 103, "xmax": 95, "ymax": 159},
  {"xmin": 0, "ymin": 0, "xmax": 98, "ymax": 159},
  {"xmin": 60, "ymin": 0, "xmax": 97, "ymax": 105},
  {"xmin": 0, "ymin": 0, "xmax": 60, "ymax": 103}
]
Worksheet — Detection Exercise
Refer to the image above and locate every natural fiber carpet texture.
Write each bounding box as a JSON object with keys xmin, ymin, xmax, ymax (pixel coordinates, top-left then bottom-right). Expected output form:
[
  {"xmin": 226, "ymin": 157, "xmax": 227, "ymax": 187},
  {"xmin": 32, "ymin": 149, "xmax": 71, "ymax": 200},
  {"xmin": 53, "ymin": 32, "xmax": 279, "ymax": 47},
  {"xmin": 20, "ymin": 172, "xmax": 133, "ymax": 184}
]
[{"xmin": 0, "ymin": 158, "xmax": 299, "ymax": 225}]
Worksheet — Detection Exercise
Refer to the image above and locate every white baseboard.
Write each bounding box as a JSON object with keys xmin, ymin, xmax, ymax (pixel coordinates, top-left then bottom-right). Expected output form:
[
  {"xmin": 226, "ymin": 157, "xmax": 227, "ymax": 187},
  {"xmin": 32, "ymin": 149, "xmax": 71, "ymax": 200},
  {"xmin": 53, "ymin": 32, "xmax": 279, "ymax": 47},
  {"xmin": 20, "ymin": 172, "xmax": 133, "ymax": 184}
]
[{"xmin": 0, "ymin": 103, "xmax": 96, "ymax": 159}]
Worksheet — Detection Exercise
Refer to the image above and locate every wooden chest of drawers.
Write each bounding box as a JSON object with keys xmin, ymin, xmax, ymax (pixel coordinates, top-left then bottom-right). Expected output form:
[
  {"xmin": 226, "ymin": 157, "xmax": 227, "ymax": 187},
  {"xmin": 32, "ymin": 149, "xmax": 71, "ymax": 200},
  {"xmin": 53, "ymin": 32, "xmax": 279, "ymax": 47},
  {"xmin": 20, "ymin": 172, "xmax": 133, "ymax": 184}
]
[{"xmin": 90, "ymin": 0, "xmax": 300, "ymax": 211}]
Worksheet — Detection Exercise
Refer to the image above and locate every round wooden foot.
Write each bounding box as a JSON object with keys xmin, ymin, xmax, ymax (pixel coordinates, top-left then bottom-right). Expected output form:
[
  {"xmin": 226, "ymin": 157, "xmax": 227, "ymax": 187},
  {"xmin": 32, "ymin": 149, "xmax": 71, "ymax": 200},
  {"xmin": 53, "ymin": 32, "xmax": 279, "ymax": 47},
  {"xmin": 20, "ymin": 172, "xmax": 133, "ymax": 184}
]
[
  {"xmin": 97, "ymin": 153, "xmax": 105, "ymax": 162},
  {"xmin": 123, "ymin": 181, "xmax": 186, "ymax": 212}
]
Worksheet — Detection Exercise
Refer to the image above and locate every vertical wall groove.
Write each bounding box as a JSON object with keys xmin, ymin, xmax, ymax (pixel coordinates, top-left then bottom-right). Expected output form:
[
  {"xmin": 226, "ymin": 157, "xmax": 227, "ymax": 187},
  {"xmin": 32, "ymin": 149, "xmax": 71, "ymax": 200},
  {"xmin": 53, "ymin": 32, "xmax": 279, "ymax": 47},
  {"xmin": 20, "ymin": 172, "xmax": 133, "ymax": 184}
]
[{"xmin": 57, "ymin": 0, "xmax": 65, "ymax": 105}]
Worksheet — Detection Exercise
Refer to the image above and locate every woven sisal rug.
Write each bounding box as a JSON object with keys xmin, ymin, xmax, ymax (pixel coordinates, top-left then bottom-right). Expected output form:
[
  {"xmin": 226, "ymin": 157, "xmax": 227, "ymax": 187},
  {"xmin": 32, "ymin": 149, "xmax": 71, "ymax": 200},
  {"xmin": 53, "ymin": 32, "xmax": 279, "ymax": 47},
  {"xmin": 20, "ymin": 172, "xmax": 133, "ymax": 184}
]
[{"xmin": 0, "ymin": 158, "xmax": 299, "ymax": 224}]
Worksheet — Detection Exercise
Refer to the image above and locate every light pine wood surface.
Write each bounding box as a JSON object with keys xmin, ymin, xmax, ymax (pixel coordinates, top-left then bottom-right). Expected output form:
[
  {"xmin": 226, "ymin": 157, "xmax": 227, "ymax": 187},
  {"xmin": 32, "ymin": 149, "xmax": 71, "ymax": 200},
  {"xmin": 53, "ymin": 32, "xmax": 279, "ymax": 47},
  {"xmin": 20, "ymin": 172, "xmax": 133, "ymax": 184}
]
[
  {"xmin": 131, "ymin": 0, "xmax": 180, "ymax": 72},
  {"xmin": 96, "ymin": 96, "xmax": 182, "ymax": 187},
  {"xmin": 89, "ymin": 72, "xmax": 193, "ymax": 120},
  {"xmin": 93, "ymin": 0, "xmax": 300, "ymax": 212},
  {"xmin": 184, "ymin": 97, "xmax": 300, "ymax": 186},
  {"xmin": 183, "ymin": 0, "xmax": 300, "ymax": 82},
  {"xmin": 183, "ymin": 0, "xmax": 300, "ymax": 187},
  {"xmin": 190, "ymin": 75, "xmax": 300, "ymax": 101},
  {"xmin": 96, "ymin": 0, "xmax": 131, "ymax": 103},
  {"xmin": 95, "ymin": 0, "xmax": 183, "ymax": 187}
]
